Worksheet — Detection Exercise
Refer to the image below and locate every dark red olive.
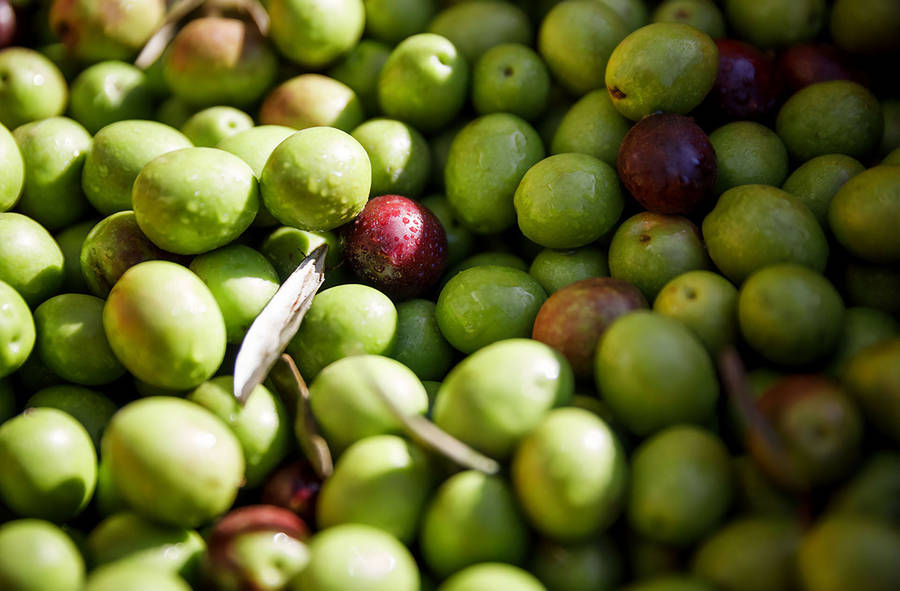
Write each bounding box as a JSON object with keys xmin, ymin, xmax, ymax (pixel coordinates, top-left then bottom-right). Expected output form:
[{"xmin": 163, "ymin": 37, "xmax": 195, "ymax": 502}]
[
  {"xmin": 205, "ymin": 504, "xmax": 311, "ymax": 591},
  {"xmin": 616, "ymin": 113, "xmax": 717, "ymax": 215},
  {"xmin": 777, "ymin": 43, "xmax": 868, "ymax": 93},
  {"xmin": 0, "ymin": 0, "xmax": 15, "ymax": 48},
  {"xmin": 260, "ymin": 459, "xmax": 322, "ymax": 526},
  {"xmin": 707, "ymin": 39, "xmax": 781, "ymax": 122}
]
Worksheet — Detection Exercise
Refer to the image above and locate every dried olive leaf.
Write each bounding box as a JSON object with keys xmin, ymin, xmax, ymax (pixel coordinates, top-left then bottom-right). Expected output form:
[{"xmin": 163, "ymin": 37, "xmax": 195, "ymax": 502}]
[
  {"xmin": 270, "ymin": 354, "xmax": 333, "ymax": 479},
  {"xmin": 234, "ymin": 0, "xmax": 270, "ymax": 35},
  {"xmin": 233, "ymin": 244, "xmax": 327, "ymax": 405},
  {"xmin": 135, "ymin": 0, "xmax": 270, "ymax": 69},
  {"xmin": 135, "ymin": 0, "xmax": 204, "ymax": 69},
  {"xmin": 718, "ymin": 346, "xmax": 795, "ymax": 484}
]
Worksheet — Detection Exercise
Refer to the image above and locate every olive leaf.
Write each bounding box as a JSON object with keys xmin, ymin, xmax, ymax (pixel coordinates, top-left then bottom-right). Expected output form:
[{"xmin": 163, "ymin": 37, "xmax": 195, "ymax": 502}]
[
  {"xmin": 718, "ymin": 346, "xmax": 795, "ymax": 484},
  {"xmin": 134, "ymin": 0, "xmax": 270, "ymax": 69},
  {"xmin": 233, "ymin": 244, "xmax": 327, "ymax": 405},
  {"xmin": 352, "ymin": 358, "xmax": 501, "ymax": 475},
  {"xmin": 270, "ymin": 354, "xmax": 333, "ymax": 480}
]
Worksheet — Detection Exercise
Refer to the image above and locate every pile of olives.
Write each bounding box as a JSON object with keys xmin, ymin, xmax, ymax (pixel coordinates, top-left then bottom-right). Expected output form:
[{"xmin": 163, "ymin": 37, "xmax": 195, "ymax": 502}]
[{"xmin": 0, "ymin": 0, "xmax": 899, "ymax": 590}]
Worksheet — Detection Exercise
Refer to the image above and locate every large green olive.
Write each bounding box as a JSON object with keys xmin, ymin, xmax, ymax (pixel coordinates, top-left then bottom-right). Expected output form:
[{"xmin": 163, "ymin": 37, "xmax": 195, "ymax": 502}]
[
  {"xmin": 102, "ymin": 261, "xmax": 226, "ymax": 391},
  {"xmin": 101, "ymin": 397, "xmax": 244, "ymax": 528}
]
